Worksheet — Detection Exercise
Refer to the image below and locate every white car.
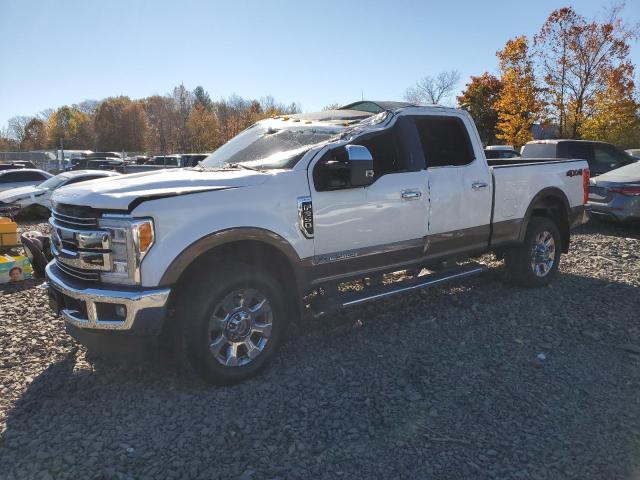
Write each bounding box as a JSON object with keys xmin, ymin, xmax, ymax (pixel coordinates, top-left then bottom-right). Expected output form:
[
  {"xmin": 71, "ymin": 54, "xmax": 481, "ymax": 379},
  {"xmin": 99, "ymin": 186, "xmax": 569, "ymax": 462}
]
[
  {"xmin": 45, "ymin": 103, "xmax": 590, "ymax": 384},
  {"xmin": 0, "ymin": 170, "xmax": 121, "ymax": 216},
  {"xmin": 0, "ymin": 169, "xmax": 52, "ymax": 193}
]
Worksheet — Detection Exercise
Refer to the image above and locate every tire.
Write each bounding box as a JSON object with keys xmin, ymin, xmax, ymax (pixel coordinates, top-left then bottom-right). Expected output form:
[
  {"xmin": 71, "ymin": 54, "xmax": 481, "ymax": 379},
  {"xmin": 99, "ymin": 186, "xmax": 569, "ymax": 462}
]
[
  {"xmin": 504, "ymin": 216, "xmax": 562, "ymax": 287},
  {"xmin": 175, "ymin": 261, "xmax": 288, "ymax": 384}
]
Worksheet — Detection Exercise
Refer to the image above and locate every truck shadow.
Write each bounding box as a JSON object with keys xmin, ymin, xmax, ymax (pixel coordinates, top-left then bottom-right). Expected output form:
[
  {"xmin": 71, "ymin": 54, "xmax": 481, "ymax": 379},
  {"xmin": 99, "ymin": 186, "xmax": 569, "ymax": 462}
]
[{"xmin": 2, "ymin": 269, "xmax": 640, "ymax": 478}]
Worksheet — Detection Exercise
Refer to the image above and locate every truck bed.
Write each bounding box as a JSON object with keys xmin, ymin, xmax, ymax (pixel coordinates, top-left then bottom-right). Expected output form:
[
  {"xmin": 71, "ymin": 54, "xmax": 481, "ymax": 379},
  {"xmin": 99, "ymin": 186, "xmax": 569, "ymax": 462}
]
[
  {"xmin": 489, "ymin": 157, "xmax": 588, "ymax": 227},
  {"xmin": 486, "ymin": 157, "xmax": 580, "ymax": 167}
]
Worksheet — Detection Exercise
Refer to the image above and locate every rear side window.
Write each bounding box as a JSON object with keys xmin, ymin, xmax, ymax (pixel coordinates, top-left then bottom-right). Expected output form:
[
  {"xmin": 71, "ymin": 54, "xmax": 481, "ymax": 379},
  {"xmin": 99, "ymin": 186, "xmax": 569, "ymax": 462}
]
[
  {"xmin": 563, "ymin": 142, "xmax": 592, "ymax": 161},
  {"xmin": 414, "ymin": 116, "xmax": 475, "ymax": 167},
  {"xmin": 25, "ymin": 172, "xmax": 48, "ymax": 181},
  {"xmin": 2, "ymin": 171, "xmax": 46, "ymax": 182},
  {"xmin": 521, "ymin": 143, "xmax": 557, "ymax": 158}
]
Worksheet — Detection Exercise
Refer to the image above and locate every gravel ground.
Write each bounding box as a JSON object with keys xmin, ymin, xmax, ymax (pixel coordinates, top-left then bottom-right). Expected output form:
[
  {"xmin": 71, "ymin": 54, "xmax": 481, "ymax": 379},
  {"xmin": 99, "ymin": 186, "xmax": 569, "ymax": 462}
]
[{"xmin": 1, "ymin": 219, "xmax": 639, "ymax": 479}]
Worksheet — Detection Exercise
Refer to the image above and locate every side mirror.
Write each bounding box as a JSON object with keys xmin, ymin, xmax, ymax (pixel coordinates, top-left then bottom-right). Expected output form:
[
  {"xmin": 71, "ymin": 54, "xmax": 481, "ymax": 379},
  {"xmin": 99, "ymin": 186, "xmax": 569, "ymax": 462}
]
[{"xmin": 346, "ymin": 145, "xmax": 375, "ymax": 187}]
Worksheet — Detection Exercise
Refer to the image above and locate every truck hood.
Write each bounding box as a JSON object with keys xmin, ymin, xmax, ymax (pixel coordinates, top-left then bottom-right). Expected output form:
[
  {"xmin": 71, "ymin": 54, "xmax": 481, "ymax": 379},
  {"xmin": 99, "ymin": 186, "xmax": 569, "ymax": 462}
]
[
  {"xmin": 0, "ymin": 185, "xmax": 46, "ymax": 203},
  {"xmin": 51, "ymin": 168, "xmax": 270, "ymax": 211}
]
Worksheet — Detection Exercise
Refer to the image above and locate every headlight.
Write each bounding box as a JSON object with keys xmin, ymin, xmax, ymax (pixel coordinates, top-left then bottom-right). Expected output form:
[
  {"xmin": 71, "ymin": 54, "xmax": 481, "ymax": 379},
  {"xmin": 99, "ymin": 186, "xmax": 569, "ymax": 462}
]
[{"xmin": 97, "ymin": 216, "xmax": 155, "ymax": 285}]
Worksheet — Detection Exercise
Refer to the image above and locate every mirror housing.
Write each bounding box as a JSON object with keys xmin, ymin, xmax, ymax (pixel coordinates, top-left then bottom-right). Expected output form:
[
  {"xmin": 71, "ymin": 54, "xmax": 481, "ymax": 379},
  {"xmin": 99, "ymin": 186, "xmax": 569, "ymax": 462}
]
[{"xmin": 346, "ymin": 145, "xmax": 375, "ymax": 187}]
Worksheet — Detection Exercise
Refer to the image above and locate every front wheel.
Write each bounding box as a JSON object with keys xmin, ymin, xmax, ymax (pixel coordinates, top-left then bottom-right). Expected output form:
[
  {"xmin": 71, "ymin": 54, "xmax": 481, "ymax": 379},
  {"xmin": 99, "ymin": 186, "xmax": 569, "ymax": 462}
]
[
  {"xmin": 504, "ymin": 216, "xmax": 562, "ymax": 287},
  {"xmin": 176, "ymin": 262, "xmax": 287, "ymax": 384}
]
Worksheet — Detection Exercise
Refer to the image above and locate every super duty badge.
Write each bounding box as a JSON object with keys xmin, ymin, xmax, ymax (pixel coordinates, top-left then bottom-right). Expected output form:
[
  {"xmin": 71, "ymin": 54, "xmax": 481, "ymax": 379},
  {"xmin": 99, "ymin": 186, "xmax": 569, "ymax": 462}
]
[{"xmin": 297, "ymin": 196, "xmax": 314, "ymax": 238}]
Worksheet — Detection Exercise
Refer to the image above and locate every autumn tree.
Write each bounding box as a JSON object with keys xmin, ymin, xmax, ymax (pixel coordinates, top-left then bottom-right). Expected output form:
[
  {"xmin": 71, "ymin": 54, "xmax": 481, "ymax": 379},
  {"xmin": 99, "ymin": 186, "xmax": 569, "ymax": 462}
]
[
  {"xmin": 46, "ymin": 106, "xmax": 95, "ymax": 149},
  {"xmin": 494, "ymin": 37, "xmax": 542, "ymax": 147},
  {"xmin": 95, "ymin": 96, "xmax": 147, "ymax": 151},
  {"xmin": 186, "ymin": 105, "xmax": 220, "ymax": 152},
  {"xmin": 6, "ymin": 116, "xmax": 32, "ymax": 147},
  {"xmin": 457, "ymin": 73, "xmax": 502, "ymax": 145},
  {"xmin": 73, "ymin": 99, "xmax": 100, "ymax": 116},
  {"xmin": 534, "ymin": 5, "xmax": 637, "ymax": 138},
  {"xmin": 0, "ymin": 132, "xmax": 17, "ymax": 151},
  {"xmin": 581, "ymin": 63, "xmax": 639, "ymax": 147},
  {"xmin": 21, "ymin": 118, "xmax": 48, "ymax": 150},
  {"xmin": 121, "ymin": 101, "xmax": 148, "ymax": 152},
  {"xmin": 404, "ymin": 70, "xmax": 461, "ymax": 105},
  {"xmin": 143, "ymin": 95, "xmax": 179, "ymax": 154}
]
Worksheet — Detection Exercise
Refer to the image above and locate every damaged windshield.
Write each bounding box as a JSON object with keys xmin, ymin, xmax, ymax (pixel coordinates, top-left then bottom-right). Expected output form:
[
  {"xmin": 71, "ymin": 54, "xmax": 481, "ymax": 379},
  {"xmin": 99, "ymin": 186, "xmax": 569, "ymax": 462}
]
[{"xmin": 200, "ymin": 122, "xmax": 344, "ymax": 170}]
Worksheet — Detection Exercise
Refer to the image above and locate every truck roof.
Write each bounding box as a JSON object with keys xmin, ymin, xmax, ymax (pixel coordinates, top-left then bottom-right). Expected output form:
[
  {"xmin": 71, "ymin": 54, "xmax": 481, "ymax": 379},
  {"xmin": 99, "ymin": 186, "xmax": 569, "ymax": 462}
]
[{"xmin": 289, "ymin": 102, "xmax": 459, "ymax": 127}]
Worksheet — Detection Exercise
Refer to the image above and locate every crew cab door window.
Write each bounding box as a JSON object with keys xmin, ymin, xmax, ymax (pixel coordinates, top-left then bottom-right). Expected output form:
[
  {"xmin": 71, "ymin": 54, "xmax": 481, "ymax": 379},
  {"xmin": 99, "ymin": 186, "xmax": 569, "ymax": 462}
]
[
  {"xmin": 414, "ymin": 116, "xmax": 474, "ymax": 167},
  {"xmin": 413, "ymin": 115, "xmax": 492, "ymax": 254}
]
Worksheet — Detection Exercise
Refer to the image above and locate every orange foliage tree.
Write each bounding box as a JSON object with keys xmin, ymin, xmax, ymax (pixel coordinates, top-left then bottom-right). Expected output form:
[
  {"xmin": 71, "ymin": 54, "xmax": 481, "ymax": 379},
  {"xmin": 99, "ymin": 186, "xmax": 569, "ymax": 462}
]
[
  {"xmin": 534, "ymin": 5, "xmax": 636, "ymax": 138},
  {"xmin": 494, "ymin": 36, "xmax": 542, "ymax": 147},
  {"xmin": 457, "ymin": 73, "xmax": 502, "ymax": 145}
]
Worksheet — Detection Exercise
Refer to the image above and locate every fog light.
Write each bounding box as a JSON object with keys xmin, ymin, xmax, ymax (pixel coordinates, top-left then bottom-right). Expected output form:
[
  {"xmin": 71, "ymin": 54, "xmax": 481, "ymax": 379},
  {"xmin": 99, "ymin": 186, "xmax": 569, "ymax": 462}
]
[{"xmin": 115, "ymin": 305, "xmax": 127, "ymax": 318}]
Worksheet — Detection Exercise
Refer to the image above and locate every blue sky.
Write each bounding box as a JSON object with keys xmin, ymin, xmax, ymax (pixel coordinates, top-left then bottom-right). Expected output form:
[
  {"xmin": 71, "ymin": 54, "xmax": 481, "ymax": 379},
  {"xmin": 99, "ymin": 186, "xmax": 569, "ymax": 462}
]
[{"xmin": 1, "ymin": 0, "xmax": 639, "ymax": 129}]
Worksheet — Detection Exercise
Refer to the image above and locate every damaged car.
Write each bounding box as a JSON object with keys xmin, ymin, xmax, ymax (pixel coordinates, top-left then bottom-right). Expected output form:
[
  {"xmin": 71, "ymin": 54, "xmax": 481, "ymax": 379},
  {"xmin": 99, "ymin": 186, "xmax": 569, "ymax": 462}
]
[{"xmin": 0, "ymin": 170, "xmax": 121, "ymax": 217}]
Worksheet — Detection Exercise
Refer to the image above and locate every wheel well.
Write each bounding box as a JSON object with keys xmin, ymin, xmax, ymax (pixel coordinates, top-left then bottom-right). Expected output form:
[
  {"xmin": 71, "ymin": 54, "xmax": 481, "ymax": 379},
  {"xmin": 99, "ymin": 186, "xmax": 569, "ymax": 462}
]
[
  {"xmin": 171, "ymin": 240, "xmax": 302, "ymax": 319},
  {"xmin": 529, "ymin": 196, "xmax": 569, "ymax": 253}
]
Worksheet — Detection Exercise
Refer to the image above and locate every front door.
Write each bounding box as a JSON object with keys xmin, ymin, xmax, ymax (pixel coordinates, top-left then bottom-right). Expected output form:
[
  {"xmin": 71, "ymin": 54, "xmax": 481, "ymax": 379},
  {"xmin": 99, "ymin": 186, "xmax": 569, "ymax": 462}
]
[{"xmin": 308, "ymin": 118, "xmax": 428, "ymax": 281}]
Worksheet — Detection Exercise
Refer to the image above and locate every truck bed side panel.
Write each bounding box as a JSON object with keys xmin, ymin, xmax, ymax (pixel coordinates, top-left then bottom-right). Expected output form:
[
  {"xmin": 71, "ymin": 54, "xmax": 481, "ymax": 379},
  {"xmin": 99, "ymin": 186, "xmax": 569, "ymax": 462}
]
[{"xmin": 490, "ymin": 159, "xmax": 588, "ymax": 244}]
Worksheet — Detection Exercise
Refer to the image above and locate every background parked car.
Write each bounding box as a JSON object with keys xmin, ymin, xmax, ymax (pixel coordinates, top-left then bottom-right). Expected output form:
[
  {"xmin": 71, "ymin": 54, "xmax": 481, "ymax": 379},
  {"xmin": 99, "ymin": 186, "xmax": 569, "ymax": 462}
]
[
  {"xmin": 124, "ymin": 153, "xmax": 210, "ymax": 173},
  {"xmin": 0, "ymin": 169, "xmax": 52, "ymax": 193},
  {"xmin": 70, "ymin": 158, "xmax": 125, "ymax": 173},
  {"xmin": 521, "ymin": 140, "xmax": 636, "ymax": 176},
  {"xmin": 588, "ymin": 161, "xmax": 640, "ymax": 223},
  {"xmin": 0, "ymin": 161, "xmax": 38, "ymax": 171},
  {"xmin": 0, "ymin": 170, "xmax": 121, "ymax": 217},
  {"xmin": 484, "ymin": 145, "xmax": 521, "ymax": 159},
  {"xmin": 625, "ymin": 149, "xmax": 640, "ymax": 159}
]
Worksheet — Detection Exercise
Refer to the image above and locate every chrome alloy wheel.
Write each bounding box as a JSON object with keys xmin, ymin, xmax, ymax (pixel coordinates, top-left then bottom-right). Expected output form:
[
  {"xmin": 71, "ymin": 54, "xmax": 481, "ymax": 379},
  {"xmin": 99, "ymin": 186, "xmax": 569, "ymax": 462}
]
[
  {"xmin": 208, "ymin": 288, "xmax": 273, "ymax": 367},
  {"xmin": 530, "ymin": 230, "xmax": 556, "ymax": 278}
]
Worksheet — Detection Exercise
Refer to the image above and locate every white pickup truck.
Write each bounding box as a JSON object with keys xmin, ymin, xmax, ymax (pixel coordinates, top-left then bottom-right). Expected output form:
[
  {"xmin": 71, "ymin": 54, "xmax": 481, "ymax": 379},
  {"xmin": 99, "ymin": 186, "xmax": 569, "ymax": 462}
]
[{"xmin": 45, "ymin": 103, "xmax": 590, "ymax": 383}]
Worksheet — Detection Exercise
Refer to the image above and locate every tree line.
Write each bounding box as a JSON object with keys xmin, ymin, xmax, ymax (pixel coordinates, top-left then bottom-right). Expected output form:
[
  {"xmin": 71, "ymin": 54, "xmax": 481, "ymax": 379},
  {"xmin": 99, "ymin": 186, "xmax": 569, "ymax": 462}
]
[
  {"xmin": 406, "ymin": 5, "xmax": 638, "ymax": 147},
  {"xmin": 0, "ymin": 87, "xmax": 300, "ymax": 154},
  {"xmin": 1, "ymin": 4, "xmax": 638, "ymax": 153},
  {"xmin": 455, "ymin": 4, "xmax": 639, "ymax": 148}
]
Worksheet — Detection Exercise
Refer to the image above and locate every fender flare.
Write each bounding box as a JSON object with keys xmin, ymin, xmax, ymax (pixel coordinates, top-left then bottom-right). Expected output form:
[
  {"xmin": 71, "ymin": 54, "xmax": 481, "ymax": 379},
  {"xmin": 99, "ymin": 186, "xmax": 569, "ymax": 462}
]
[
  {"xmin": 158, "ymin": 227, "xmax": 304, "ymax": 287},
  {"xmin": 517, "ymin": 186, "xmax": 571, "ymax": 245}
]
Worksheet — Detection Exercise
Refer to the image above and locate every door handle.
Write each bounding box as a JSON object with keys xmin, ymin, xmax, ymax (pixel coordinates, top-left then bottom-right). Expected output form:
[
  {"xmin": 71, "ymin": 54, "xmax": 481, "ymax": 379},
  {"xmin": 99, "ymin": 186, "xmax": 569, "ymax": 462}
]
[
  {"xmin": 471, "ymin": 182, "xmax": 488, "ymax": 191},
  {"xmin": 401, "ymin": 190, "xmax": 422, "ymax": 200}
]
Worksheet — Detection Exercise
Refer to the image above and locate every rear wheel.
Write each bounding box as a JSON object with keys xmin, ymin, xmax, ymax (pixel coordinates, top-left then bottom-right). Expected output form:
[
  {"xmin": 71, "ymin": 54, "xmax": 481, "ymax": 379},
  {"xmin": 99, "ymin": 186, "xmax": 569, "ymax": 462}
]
[
  {"xmin": 175, "ymin": 262, "xmax": 287, "ymax": 384},
  {"xmin": 504, "ymin": 216, "xmax": 562, "ymax": 287}
]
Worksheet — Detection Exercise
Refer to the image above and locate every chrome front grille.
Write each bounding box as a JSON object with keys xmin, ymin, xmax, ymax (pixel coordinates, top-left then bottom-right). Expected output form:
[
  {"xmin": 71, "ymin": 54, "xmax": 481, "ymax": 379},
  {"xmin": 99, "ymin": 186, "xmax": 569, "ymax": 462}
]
[
  {"xmin": 50, "ymin": 206, "xmax": 112, "ymax": 282},
  {"xmin": 51, "ymin": 204, "xmax": 99, "ymax": 229},
  {"xmin": 56, "ymin": 261, "xmax": 100, "ymax": 282}
]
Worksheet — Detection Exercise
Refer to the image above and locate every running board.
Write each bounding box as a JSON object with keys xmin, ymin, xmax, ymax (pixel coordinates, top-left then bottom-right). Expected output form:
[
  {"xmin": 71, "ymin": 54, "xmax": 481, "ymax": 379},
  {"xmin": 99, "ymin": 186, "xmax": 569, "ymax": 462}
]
[{"xmin": 310, "ymin": 263, "xmax": 486, "ymax": 316}]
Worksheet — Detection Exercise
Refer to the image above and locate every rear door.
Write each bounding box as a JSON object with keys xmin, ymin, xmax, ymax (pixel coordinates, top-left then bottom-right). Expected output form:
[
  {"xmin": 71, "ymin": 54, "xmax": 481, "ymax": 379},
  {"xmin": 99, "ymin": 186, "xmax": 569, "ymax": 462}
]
[{"xmin": 412, "ymin": 114, "xmax": 492, "ymax": 256}]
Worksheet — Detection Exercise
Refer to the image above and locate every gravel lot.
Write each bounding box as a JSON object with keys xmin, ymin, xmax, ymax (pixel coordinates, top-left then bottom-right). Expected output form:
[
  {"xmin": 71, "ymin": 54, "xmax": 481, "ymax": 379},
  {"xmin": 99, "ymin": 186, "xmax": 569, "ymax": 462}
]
[{"xmin": 1, "ymin": 220, "xmax": 639, "ymax": 479}]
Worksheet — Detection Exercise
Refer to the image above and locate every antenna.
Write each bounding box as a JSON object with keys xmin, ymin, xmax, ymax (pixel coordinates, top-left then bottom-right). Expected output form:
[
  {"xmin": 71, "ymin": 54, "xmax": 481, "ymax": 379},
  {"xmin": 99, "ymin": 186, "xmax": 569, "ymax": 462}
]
[{"xmin": 361, "ymin": 89, "xmax": 364, "ymax": 101}]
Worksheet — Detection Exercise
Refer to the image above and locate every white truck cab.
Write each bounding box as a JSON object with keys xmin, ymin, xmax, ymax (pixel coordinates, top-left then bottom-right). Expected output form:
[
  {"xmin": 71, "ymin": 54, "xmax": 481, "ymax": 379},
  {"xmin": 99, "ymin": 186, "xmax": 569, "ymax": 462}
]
[{"xmin": 46, "ymin": 102, "xmax": 590, "ymax": 383}]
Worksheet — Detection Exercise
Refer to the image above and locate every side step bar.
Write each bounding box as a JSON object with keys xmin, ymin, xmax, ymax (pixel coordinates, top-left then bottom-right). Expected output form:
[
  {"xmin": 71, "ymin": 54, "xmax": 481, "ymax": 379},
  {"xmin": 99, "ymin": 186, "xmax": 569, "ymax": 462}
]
[{"xmin": 311, "ymin": 263, "xmax": 486, "ymax": 316}]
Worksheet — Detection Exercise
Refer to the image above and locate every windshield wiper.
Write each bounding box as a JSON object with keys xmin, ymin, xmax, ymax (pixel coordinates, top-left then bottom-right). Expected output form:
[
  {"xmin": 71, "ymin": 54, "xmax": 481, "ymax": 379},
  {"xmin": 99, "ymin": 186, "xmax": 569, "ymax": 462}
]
[{"xmin": 227, "ymin": 163, "xmax": 263, "ymax": 172}]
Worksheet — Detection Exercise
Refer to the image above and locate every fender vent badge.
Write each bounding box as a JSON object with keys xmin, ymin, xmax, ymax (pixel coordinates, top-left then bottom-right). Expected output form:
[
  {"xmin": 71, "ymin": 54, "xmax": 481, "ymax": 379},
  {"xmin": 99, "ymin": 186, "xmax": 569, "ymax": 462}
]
[{"xmin": 297, "ymin": 196, "xmax": 314, "ymax": 239}]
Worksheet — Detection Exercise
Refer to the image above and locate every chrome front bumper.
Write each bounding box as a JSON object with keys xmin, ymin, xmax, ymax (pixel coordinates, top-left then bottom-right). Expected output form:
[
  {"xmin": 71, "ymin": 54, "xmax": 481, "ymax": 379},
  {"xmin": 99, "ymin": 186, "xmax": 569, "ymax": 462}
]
[{"xmin": 45, "ymin": 261, "xmax": 171, "ymax": 332}]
